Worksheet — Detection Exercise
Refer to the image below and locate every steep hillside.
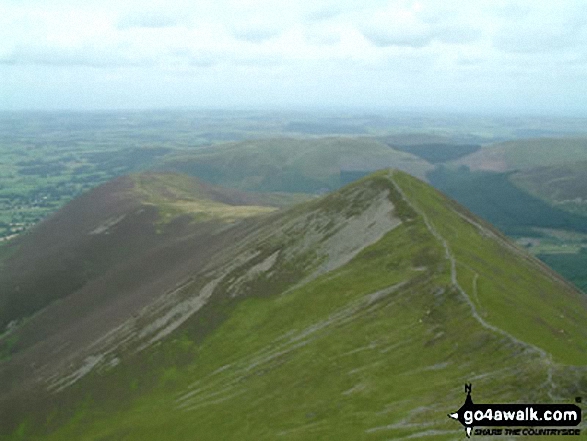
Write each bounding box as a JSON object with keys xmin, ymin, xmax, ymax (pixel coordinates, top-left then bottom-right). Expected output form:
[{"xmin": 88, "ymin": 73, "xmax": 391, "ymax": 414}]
[
  {"xmin": 510, "ymin": 161, "xmax": 587, "ymax": 217},
  {"xmin": 157, "ymin": 137, "xmax": 433, "ymax": 193},
  {"xmin": 427, "ymin": 167, "xmax": 587, "ymax": 237},
  {"xmin": 1, "ymin": 171, "xmax": 586, "ymax": 440},
  {"xmin": 427, "ymin": 158, "xmax": 587, "ymax": 293},
  {"xmin": 507, "ymin": 163, "xmax": 587, "ymax": 293},
  {"xmin": 0, "ymin": 173, "xmax": 291, "ymax": 338}
]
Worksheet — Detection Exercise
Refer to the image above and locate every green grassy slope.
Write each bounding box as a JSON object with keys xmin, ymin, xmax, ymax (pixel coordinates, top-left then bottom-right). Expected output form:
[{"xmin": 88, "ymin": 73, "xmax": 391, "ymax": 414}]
[
  {"xmin": 132, "ymin": 171, "xmax": 316, "ymax": 223},
  {"xmin": 394, "ymin": 171, "xmax": 587, "ymax": 365},
  {"xmin": 427, "ymin": 165, "xmax": 587, "ymax": 292},
  {"xmin": 2, "ymin": 172, "xmax": 586, "ymax": 441},
  {"xmin": 452, "ymin": 137, "xmax": 587, "ymax": 172},
  {"xmin": 510, "ymin": 161, "xmax": 587, "ymax": 217},
  {"xmin": 157, "ymin": 137, "xmax": 433, "ymax": 193}
]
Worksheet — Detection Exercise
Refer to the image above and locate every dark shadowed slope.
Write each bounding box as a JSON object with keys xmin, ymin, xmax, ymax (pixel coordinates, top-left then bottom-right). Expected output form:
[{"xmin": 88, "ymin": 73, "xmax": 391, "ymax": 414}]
[
  {"xmin": 428, "ymin": 167, "xmax": 587, "ymax": 236},
  {"xmin": 0, "ymin": 171, "xmax": 586, "ymax": 440},
  {"xmin": 0, "ymin": 173, "xmax": 288, "ymax": 346},
  {"xmin": 510, "ymin": 161, "xmax": 587, "ymax": 217}
]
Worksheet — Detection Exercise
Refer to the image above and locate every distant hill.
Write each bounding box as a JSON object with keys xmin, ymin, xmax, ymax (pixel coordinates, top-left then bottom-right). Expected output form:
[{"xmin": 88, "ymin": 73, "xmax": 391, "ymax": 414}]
[
  {"xmin": 510, "ymin": 161, "xmax": 587, "ymax": 217},
  {"xmin": 507, "ymin": 163, "xmax": 587, "ymax": 293},
  {"xmin": 427, "ymin": 167, "xmax": 587, "ymax": 236},
  {"xmin": 386, "ymin": 143, "xmax": 481, "ymax": 164},
  {"xmin": 1, "ymin": 170, "xmax": 586, "ymax": 440},
  {"xmin": 451, "ymin": 137, "xmax": 587, "ymax": 171},
  {"xmin": 157, "ymin": 137, "xmax": 433, "ymax": 193}
]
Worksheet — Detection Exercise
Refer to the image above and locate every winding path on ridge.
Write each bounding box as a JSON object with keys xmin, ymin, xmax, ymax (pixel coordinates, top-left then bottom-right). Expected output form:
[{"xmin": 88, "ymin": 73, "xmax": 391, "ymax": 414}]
[{"xmin": 388, "ymin": 172, "xmax": 556, "ymax": 399}]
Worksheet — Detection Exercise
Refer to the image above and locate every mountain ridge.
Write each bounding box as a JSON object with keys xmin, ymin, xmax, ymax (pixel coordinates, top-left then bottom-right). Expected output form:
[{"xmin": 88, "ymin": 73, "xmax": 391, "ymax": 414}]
[{"xmin": 1, "ymin": 170, "xmax": 586, "ymax": 440}]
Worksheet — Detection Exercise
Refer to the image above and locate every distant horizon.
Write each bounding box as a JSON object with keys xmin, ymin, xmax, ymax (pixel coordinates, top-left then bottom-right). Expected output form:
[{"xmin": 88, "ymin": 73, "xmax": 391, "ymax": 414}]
[{"xmin": 2, "ymin": 105, "xmax": 587, "ymax": 120}]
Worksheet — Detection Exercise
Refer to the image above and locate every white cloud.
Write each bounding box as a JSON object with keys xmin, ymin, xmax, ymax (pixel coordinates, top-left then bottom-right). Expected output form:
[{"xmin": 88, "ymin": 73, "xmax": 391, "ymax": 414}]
[
  {"xmin": 231, "ymin": 23, "xmax": 282, "ymax": 43},
  {"xmin": 492, "ymin": 4, "xmax": 587, "ymax": 54},
  {"xmin": 0, "ymin": 0, "xmax": 586, "ymax": 113},
  {"xmin": 117, "ymin": 12, "xmax": 182, "ymax": 30}
]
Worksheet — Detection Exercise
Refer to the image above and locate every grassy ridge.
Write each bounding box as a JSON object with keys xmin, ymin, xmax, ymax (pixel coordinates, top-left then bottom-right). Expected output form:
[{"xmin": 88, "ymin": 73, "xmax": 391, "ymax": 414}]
[
  {"xmin": 8, "ymin": 199, "xmax": 540, "ymax": 440},
  {"xmin": 394, "ymin": 171, "xmax": 587, "ymax": 365},
  {"xmin": 427, "ymin": 166, "xmax": 587, "ymax": 292},
  {"xmin": 6, "ymin": 172, "xmax": 587, "ymax": 440},
  {"xmin": 131, "ymin": 173, "xmax": 278, "ymax": 225}
]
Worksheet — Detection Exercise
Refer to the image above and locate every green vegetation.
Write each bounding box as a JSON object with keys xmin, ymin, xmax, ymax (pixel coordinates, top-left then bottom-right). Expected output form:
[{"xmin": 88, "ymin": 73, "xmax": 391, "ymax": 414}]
[
  {"xmin": 158, "ymin": 137, "xmax": 433, "ymax": 193},
  {"xmin": 0, "ymin": 111, "xmax": 183, "ymax": 241},
  {"xmin": 538, "ymin": 249, "xmax": 587, "ymax": 293},
  {"xmin": 2, "ymin": 110, "xmax": 587, "ymax": 439},
  {"xmin": 2, "ymin": 111, "xmax": 587, "ymax": 246},
  {"xmin": 510, "ymin": 161, "xmax": 587, "ymax": 216},
  {"xmin": 501, "ymin": 138, "xmax": 587, "ymax": 169},
  {"xmin": 394, "ymin": 171, "xmax": 587, "ymax": 364},
  {"xmin": 427, "ymin": 166, "xmax": 587, "ymax": 292},
  {"xmin": 453, "ymin": 137, "xmax": 587, "ymax": 172},
  {"xmin": 427, "ymin": 167, "xmax": 587, "ymax": 236},
  {"xmin": 0, "ymin": 333, "xmax": 18, "ymax": 361},
  {"xmin": 0, "ymin": 170, "xmax": 305, "ymax": 332},
  {"xmin": 2, "ymin": 172, "xmax": 586, "ymax": 440},
  {"xmin": 130, "ymin": 173, "xmax": 278, "ymax": 225}
]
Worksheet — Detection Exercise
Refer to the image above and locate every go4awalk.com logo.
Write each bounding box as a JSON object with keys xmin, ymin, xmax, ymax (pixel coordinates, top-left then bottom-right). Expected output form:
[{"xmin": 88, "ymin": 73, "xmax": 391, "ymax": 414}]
[{"xmin": 448, "ymin": 384, "xmax": 582, "ymax": 437}]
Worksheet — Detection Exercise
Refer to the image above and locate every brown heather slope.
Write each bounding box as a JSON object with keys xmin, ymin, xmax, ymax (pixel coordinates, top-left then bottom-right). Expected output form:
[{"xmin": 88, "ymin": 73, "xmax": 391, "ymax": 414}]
[
  {"xmin": 0, "ymin": 173, "xmax": 281, "ymax": 332},
  {"xmin": 0, "ymin": 171, "xmax": 402, "ymax": 431},
  {"xmin": 0, "ymin": 173, "xmax": 291, "ymax": 397}
]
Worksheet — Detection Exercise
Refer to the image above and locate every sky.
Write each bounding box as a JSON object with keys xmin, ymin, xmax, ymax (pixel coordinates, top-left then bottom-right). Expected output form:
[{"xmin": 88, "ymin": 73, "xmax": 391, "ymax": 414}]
[{"xmin": 1, "ymin": 0, "xmax": 587, "ymax": 115}]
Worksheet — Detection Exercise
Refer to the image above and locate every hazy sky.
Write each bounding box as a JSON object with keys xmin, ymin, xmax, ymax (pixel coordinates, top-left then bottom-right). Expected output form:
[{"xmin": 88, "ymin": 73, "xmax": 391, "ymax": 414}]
[{"xmin": 1, "ymin": 0, "xmax": 586, "ymax": 114}]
